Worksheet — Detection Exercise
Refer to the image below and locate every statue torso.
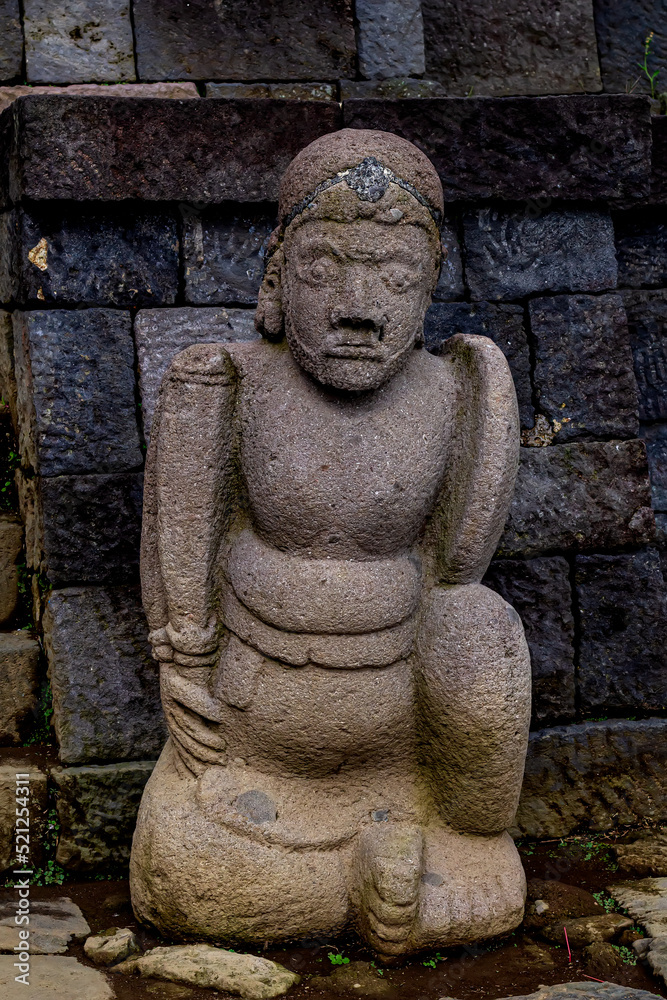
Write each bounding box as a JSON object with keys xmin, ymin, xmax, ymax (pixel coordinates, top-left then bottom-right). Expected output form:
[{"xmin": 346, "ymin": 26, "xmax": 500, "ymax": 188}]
[{"xmin": 229, "ymin": 340, "xmax": 457, "ymax": 561}]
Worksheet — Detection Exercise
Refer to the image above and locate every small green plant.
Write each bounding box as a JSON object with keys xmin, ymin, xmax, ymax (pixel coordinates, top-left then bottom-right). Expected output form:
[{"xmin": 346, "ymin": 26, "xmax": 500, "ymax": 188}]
[
  {"xmin": 612, "ymin": 944, "xmax": 637, "ymax": 966},
  {"xmin": 638, "ymin": 32, "xmax": 660, "ymax": 99},
  {"xmin": 422, "ymin": 952, "xmax": 446, "ymax": 968},
  {"xmin": 328, "ymin": 952, "xmax": 350, "ymax": 966},
  {"xmin": 593, "ymin": 890, "xmax": 617, "ymax": 913},
  {"xmin": 370, "ymin": 961, "xmax": 384, "ymax": 976}
]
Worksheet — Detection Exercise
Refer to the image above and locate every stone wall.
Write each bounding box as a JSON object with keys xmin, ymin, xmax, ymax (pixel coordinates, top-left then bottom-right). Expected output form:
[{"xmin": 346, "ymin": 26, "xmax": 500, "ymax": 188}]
[
  {"xmin": 0, "ymin": 1, "xmax": 665, "ymax": 103},
  {"xmin": 0, "ymin": 85, "xmax": 666, "ymax": 871}
]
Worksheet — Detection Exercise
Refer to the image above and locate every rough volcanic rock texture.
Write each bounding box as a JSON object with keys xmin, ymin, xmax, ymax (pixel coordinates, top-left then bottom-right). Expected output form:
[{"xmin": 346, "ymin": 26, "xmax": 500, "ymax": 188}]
[
  {"xmin": 356, "ymin": 0, "xmax": 425, "ymax": 80},
  {"xmin": 424, "ymin": 301, "xmax": 534, "ymax": 429},
  {"xmin": 463, "ymin": 208, "xmax": 617, "ymax": 300},
  {"xmin": 134, "ymin": 306, "xmax": 259, "ymax": 437},
  {"xmin": 593, "ymin": 0, "xmax": 666, "ymax": 94},
  {"xmin": 623, "ymin": 289, "xmax": 667, "ymax": 420},
  {"xmin": 529, "ymin": 293, "xmax": 639, "ymax": 442},
  {"xmin": 182, "ymin": 207, "xmax": 274, "ymax": 306},
  {"xmin": 23, "ymin": 0, "xmax": 135, "ymax": 84},
  {"xmin": 38, "ymin": 473, "xmax": 144, "ymax": 586},
  {"xmin": 4, "ymin": 96, "xmax": 343, "ymax": 205},
  {"xmin": 614, "ymin": 208, "xmax": 667, "ymax": 289},
  {"xmin": 515, "ymin": 719, "xmax": 667, "ymax": 836},
  {"xmin": 51, "ymin": 761, "xmax": 156, "ymax": 869},
  {"xmin": 575, "ymin": 548, "xmax": 667, "ymax": 712},
  {"xmin": 0, "ymin": 1, "xmax": 22, "ymax": 81},
  {"xmin": 16, "ymin": 204, "xmax": 179, "ymax": 306},
  {"xmin": 641, "ymin": 422, "xmax": 667, "ymax": 512},
  {"xmin": 13, "ymin": 309, "xmax": 142, "ymax": 476},
  {"xmin": 498, "ymin": 440, "xmax": 654, "ymax": 557},
  {"xmin": 44, "ymin": 586, "xmax": 165, "ymax": 764},
  {"xmin": 484, "ymin": 557, "xmax": 575, "ymax": 724},
  {"xmin": 0, "ymin": 632, "xmax": 40, "ymax": 743},
  {"xmin": 133, "ymin": 0, "xmax": 355, "ymax": 81},
  {"xmin": 343, "ymin": 96, "xmax": 650, "ymax": 204},
  {"xmin": 420, "ymin": 0, "xmax": 601, "ymax": 96}
]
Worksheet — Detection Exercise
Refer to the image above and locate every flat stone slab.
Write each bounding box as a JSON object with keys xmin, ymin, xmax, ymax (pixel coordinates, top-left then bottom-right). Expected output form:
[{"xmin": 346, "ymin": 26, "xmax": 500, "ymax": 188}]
[
  {"xmin": 609, "ymin": 878, "xmax": 667, "ymax": 940},
  {"xmin": 0, "ymin": 897, "xmax": 90, "ymax": 954},
  {"xmin": 114, "ymin": 944, "xmax": 300, "ymax": 999},
  {"xmin": 487, "ymin": 985, "xmax": 663, "ymax": 1000},
  {"xmin": 0, "ymin": 955, "xmax": 113, "ymax": 998},
  {"xmin": 608, "ymin": 878, "xmax": 667, "ymax": 984},
  {"xmin": 614, "ymin": 831, "xmax": 667, "ymax": 876}
]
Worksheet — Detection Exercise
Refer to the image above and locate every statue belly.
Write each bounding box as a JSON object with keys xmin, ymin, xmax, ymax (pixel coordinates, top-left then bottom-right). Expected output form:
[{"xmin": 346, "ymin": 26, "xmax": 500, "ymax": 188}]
[{"xmin": 225, "ymin": 650, "xmax": 416, "ymax": 776}]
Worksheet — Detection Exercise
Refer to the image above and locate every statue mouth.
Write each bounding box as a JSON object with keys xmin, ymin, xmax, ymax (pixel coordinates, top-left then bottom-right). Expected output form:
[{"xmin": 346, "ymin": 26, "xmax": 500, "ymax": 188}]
[{"xmin": 325, "ymin": 345, "xmax": 385, "ymax": 361}]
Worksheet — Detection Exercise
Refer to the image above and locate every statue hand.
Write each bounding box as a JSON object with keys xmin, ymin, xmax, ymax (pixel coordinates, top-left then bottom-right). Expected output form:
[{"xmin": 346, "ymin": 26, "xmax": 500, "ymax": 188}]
[{"xmin": 149, "ymin": 620, "xmax": 219, "ymax": 667}]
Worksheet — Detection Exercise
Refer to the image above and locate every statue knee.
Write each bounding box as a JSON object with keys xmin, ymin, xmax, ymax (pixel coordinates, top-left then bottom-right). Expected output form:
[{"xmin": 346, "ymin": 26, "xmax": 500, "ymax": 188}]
[{"xmin": 415, "ymin": 584, "xmax": 531, "ymax": 834}]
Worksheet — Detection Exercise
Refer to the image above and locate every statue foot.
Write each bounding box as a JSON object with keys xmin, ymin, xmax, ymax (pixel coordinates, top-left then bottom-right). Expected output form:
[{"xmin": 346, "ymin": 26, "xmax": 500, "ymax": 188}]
[
  {"xmin": 411, "ymin": 826, "xmax": 526, "ymax": 951},
  {"xmin": 356, "ymin": 822, "xmax": 424, "ymax": 962}
]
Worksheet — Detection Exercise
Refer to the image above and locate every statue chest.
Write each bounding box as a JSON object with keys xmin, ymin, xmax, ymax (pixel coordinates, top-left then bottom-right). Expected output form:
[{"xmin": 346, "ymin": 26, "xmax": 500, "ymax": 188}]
[{"xmin": 236, "ymin": 358, "xmax": 452, "ymax": 555}]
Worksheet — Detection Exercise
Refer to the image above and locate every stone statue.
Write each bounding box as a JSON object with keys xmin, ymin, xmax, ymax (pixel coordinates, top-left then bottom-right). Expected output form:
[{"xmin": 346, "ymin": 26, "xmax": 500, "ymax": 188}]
[{"xmin": 131, "ymin": 129, "xmax": 532, "ymax": 960}]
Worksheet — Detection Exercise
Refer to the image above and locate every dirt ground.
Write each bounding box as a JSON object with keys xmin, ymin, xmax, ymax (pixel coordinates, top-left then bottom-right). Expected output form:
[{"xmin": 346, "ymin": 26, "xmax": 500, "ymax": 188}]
[{"xmin": 3, "ymin": 830, "xmax": 666, "ymax": 1000}]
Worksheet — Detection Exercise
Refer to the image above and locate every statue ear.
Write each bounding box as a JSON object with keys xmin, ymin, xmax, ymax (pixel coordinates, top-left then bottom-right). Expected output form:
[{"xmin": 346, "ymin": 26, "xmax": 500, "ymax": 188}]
[{"xmin": 255, "ymin": 247, "xmax": 285, "ymax": 341}]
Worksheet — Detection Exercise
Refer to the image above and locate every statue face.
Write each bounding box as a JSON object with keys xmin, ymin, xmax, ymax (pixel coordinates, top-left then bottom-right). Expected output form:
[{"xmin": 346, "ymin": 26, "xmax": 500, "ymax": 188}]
[{"xmin": 282, "ymin": 217, "xmax": 436, "ymax": 392}]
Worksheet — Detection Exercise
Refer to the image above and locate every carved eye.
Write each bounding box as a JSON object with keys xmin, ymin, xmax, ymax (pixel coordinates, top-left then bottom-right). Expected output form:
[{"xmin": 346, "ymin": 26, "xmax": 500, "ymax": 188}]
[
  {"xmin": 306, "ymin": 256, "xmax": 337, "ymax": 285},
  {"xmin": 380, "ymin": 264, "xmax": 416, "ymax": 293}
]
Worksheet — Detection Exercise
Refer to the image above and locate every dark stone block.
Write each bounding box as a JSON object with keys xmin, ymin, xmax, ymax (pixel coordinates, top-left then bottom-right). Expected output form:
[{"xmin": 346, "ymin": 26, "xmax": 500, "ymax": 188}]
[
  {"xmin": 133, "ymin": 0, "xmax": 355, "ymax": 81},
  {"xmin": 343, "ymin": 96, "xmax": 651, "ymax": 204},
  {"xmin": 593, "ymin": 0, "xmax": 666, "ymax": 94},
  {"xmin": 44, "ymin": 586, "xmax": 165, "ymax": 765},
  {"xmin": 51, "ymin": 760, "xmax": 156, "ymax": 870},
  {"xmin": 576, "ymin": 548, "xmax": 667, "ymax": 713},
  {"xmin": 515, "ymin": 718, "xmax": 667, "ymax": 837},
  {"xmin": 134, "ymin": 306, "xmax": 259, "ymax": 438},
  {"xmin": 424, "ymin": 301, "xmax": 534, "ymax": 429},
  {"xmin": 498, "ymin": 439, "xmax": 654, "ymax": 558},
  {"xmin": 0, "ymin": 210, "xmax": 17, "ymax": 304},
  {"xmin": 4, "ymin": 96, "xmax": 342, "ymax": 205},
  {"xmin": 640, "ymin": 422, "xmax": 667, "ymax": 512},
  {"xmin": 0, "ymin": 2, "xmax": 22, "ymax": 82},
  {"xmin": 421, "ymin": 0, "xmax": 600, "ymax": 97},
  {"xmin": 623, "ymin": 289, "xmax": 667, "ymax": 420},
  {"xmin": 24, "ymin": 0, "xmax": 135, "ymax": 85},
  {"xmin": 39, "ymin": 473, "xmax": 143, "ymax": 586},
  {"xmin": 614, "ymin": 207, "xmax": 667, "ymax": 289},
  {"xmin": 464, "ymin": 208, "xmax": 617, "ymax": 300},
  {"xmin": 529, "ymin": 293, "xmax": 639, "ymax": 442},
  {"xmin": 17, "ymin": 204, "xmax": 179, "ymax": 307},
  {"xmin": 356, "ymin": 0, "xmax": 425, "ymax": 80},
  {"xmin": 182, "ymin": 205, "xmax": 274, "ymax": 306},
  {"xmin": 483, "ymin": 556, "xmax": 575, "ymax": 724},
  {"xmin": 433, "ymin": 218, "xmax": 463, "ymax": 301},
  {"xmin": 653, "ymin": 116, "xmax": 667, "ymax": 204},
  {"xmin": 13, "ymin": 309, "xmax": 142, "ymax": 476}
]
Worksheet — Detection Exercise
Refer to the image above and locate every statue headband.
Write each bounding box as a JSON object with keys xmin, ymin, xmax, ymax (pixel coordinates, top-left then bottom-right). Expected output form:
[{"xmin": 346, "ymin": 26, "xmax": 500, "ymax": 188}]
[{"xmin": 281, "ymin": 156, "xmax": 443, "ymax": 231}]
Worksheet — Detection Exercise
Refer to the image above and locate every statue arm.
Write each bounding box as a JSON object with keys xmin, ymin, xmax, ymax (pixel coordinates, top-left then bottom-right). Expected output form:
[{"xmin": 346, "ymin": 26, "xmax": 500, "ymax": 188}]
[
  {"xmin": 425, "ymin": 333, "xmax": 520, "ymax": 585},
  {"xmin": 140, "ymin": 343, "xmax": 238, "ymax": 664}
]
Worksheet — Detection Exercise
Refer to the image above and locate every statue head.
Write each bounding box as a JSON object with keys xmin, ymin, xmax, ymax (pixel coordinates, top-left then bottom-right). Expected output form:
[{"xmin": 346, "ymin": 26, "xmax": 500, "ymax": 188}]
[{"xmin": 256, "ymin": 129, "xmax": 445, "ymax": 392}]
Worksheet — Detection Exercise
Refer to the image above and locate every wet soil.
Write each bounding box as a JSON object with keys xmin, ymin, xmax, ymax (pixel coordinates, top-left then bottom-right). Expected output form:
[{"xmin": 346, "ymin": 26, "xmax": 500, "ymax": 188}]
[{"xmin": 3, "ymin": 832, "xmax": 666, "ymax": 1000}]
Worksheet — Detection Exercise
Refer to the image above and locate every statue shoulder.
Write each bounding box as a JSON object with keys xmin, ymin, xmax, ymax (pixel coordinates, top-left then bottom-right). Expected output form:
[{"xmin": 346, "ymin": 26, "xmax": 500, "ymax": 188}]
[{"xmin": 167, "ymin": 338, "xmax": 273, "ymax": 383}]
